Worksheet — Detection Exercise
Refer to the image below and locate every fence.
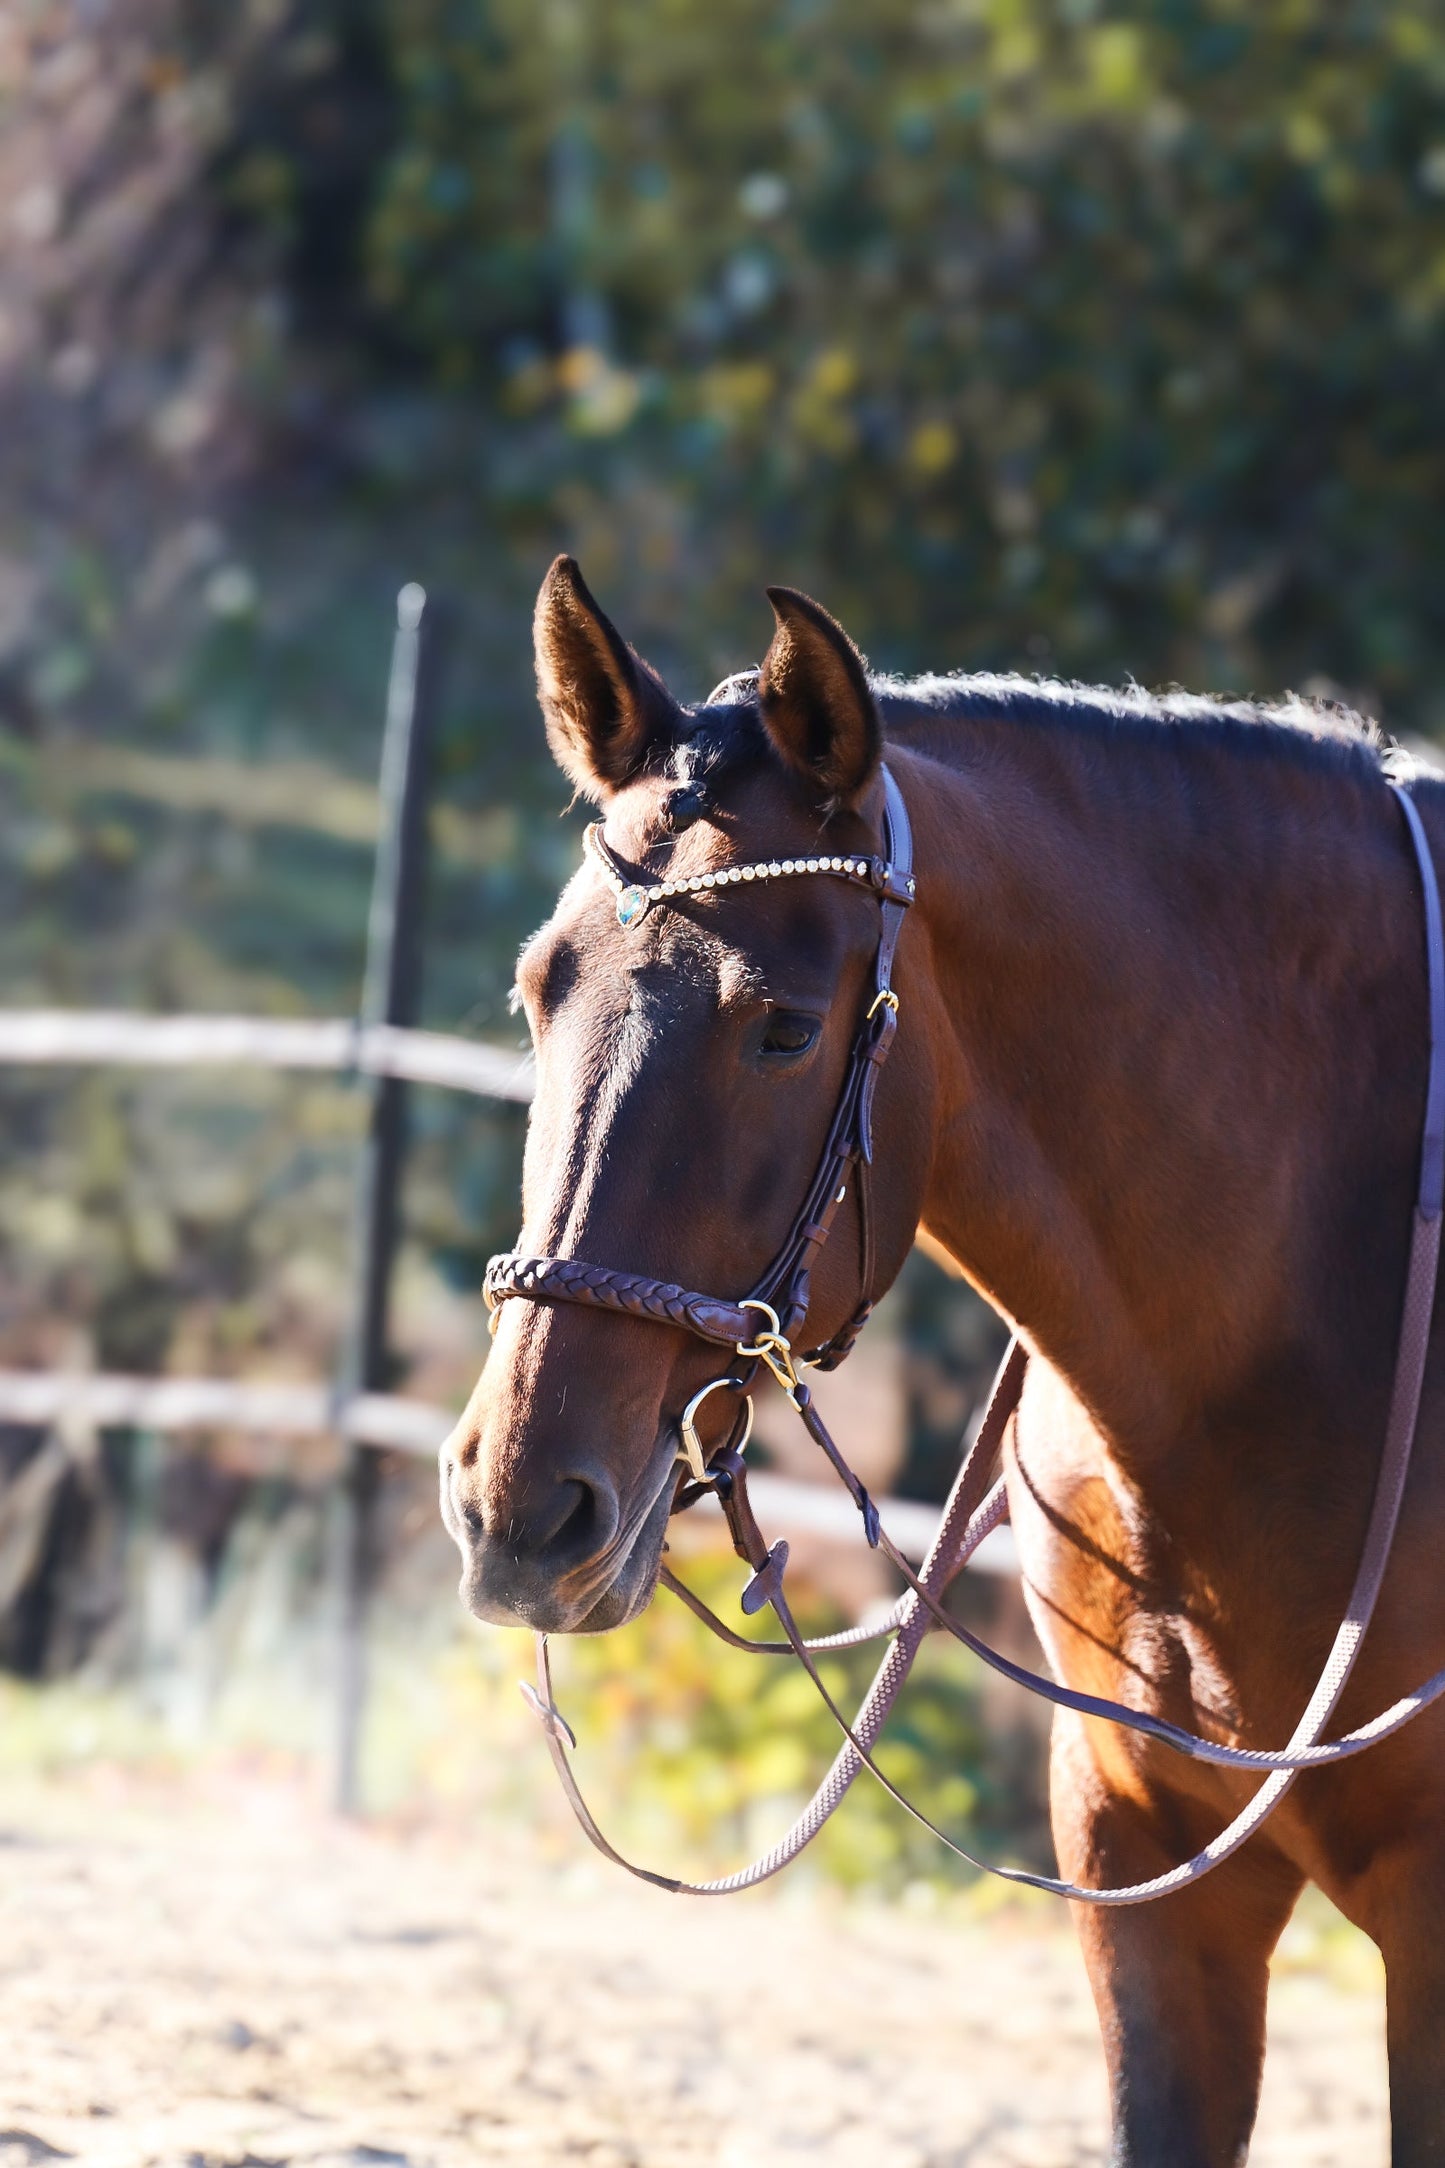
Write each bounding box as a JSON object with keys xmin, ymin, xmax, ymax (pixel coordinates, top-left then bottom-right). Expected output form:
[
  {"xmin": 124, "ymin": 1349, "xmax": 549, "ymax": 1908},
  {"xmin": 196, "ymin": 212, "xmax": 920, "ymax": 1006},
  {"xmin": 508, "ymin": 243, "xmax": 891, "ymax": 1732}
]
[
  {"xmin": 0, "ymin": 588, "xmax": 1014, "ymax": 1807},
  {"xmin": 0, "ymin": 1010, "xmax": 535, "ymax": 1101}
]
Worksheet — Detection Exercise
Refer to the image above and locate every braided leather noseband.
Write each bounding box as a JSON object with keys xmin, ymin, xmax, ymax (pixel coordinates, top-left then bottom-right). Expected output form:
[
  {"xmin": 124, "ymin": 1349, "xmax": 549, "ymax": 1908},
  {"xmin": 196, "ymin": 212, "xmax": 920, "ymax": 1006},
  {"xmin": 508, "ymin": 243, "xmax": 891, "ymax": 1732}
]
[{"xmin": 483, "ymin": 767, "xmax": 1445, "ymax": 1905}]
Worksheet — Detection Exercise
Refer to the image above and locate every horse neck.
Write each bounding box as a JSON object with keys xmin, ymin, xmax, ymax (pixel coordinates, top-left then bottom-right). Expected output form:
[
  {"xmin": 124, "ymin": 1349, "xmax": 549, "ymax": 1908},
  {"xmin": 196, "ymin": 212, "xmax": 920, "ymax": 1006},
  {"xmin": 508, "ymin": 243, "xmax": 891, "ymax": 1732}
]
[{"xmin": 896, "ymin": 717, "xmax": 1422, "ymax": 1459}]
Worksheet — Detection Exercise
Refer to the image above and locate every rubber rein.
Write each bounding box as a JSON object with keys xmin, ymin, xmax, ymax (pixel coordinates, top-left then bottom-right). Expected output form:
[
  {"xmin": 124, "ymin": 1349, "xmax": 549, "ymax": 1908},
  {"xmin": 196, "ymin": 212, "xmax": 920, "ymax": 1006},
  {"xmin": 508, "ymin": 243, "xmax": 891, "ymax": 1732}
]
[{"xmin": 483, "ymin": 768, "xmax": 1445, "ymax": 1905}]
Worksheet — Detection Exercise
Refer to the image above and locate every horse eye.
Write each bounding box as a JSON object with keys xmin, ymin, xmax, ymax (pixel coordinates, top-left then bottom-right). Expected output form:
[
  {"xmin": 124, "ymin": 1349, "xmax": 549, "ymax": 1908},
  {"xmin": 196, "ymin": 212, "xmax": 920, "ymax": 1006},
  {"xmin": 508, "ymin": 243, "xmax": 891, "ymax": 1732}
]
[{"xmin": 759, "ymin": 1012, "xmax": 821, "ymax": 1059}]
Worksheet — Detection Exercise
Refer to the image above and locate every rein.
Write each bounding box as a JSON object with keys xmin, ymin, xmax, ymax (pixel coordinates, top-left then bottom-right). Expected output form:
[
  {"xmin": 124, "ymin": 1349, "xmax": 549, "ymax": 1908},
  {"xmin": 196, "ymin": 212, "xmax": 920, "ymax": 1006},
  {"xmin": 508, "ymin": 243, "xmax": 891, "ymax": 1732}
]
[{"xmin": 485, "ymin": 768, "xmax": 1445, "ymax": 1905}]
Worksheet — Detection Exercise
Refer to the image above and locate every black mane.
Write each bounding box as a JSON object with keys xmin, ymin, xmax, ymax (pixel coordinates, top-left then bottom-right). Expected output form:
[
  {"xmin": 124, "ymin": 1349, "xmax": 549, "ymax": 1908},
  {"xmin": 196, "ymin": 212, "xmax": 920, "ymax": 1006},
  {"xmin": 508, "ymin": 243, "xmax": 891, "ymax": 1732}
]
[
  {"xmin": 873, "ymin": 669, "xmax": 1384, "ymax": 779},
  {"xmin": 679, "ymin": 666, "xmax": 1393, "ymax": 790}
]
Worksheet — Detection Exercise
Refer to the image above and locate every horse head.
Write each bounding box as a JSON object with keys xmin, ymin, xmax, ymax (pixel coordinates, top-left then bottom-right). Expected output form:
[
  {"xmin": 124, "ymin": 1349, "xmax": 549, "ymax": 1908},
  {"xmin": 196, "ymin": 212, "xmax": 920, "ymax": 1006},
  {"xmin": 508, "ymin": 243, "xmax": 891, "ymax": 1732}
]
[{"xmin": 441, "ymin": 556, "xmax": 936, "ymax": 1632}]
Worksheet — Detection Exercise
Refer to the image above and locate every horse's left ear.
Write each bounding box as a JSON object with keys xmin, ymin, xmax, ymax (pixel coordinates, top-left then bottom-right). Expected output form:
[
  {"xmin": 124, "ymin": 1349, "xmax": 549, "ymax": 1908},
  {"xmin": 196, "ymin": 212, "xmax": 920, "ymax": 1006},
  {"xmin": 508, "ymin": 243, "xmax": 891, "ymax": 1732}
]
[{"xmin": 758, "ymin": 587, "xmax": 881, "ymax": 812}]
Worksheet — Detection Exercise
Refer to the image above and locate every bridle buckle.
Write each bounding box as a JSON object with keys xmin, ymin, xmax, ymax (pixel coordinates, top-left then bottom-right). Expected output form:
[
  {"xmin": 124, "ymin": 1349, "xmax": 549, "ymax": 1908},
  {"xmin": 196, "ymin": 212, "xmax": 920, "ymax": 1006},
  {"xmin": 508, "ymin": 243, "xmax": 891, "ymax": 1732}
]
[{"xmin": 736, "ymin": 1298, "xmax": 803, "ymax": 1400}]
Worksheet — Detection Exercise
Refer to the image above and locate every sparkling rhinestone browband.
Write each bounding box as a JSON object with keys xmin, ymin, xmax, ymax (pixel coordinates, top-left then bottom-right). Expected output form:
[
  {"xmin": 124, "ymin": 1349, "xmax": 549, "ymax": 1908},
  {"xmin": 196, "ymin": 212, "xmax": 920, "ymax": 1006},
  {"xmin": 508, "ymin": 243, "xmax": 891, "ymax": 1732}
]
[{"xmin": 583, "ymin": 823, "xmax": 914, "ymax": 929}]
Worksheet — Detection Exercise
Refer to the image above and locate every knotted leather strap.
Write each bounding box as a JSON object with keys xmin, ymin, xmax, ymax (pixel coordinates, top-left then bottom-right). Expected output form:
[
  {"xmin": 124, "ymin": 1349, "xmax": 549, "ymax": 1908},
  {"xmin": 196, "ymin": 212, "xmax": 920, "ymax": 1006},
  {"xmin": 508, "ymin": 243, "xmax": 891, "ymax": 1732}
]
[{"xmin": 484, "ymin": 1254, "xmax": 753, "ymax": 1348}]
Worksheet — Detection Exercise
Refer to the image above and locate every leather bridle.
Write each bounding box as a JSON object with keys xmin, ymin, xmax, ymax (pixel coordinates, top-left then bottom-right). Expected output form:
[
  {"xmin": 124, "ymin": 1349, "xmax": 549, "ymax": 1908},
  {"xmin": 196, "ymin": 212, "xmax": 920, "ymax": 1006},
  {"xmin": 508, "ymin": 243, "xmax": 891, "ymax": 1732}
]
[
  {"xmin": 484, "ymin": 763, "xmax": 917, "ymax": 1402},
  {"xmin": 474, "ymin": 761, "xmax": 1445, "ymax": 1906}
]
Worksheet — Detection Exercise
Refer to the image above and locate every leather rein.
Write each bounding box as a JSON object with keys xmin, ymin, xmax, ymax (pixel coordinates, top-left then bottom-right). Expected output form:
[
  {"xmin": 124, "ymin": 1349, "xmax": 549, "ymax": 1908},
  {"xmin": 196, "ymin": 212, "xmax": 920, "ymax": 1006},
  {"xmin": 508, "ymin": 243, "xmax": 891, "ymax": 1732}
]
[{"xmin": 482, "ymin": 766, "xmax": 1445, "ymax": 1905}]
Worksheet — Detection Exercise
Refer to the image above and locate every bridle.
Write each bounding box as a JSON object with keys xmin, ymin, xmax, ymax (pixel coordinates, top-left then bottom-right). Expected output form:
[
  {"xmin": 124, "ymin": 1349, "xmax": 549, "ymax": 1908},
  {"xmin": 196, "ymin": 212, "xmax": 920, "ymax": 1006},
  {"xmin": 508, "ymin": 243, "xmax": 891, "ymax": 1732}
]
[
  {"xmin": 477, "ymin": 758, "xmax": 1445, "ymax": 1905},
  {"xmin": 484, "ymin": 765, "xmax": 917, "ymax": 1391}
]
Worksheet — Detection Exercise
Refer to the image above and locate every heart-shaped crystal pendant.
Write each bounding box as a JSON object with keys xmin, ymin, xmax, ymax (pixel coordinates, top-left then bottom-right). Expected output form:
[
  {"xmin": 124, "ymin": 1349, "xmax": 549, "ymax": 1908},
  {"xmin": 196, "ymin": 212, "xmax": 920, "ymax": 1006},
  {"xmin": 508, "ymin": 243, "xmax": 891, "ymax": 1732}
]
[{"xmin": 616, "ymin": 884, "xmax": 650, "ymax": 929}]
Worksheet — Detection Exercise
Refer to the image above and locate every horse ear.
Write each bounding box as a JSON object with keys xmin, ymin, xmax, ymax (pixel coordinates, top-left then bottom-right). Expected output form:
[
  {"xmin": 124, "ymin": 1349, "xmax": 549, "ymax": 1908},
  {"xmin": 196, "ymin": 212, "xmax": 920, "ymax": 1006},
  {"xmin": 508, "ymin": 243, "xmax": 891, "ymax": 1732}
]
[
  {"xmin": 757, "ymin": 586, "xmax": 881, "ymax": 811},
  {"xmin": 533, "ymin": 556, "xmax": 678, "ymax": 798}
]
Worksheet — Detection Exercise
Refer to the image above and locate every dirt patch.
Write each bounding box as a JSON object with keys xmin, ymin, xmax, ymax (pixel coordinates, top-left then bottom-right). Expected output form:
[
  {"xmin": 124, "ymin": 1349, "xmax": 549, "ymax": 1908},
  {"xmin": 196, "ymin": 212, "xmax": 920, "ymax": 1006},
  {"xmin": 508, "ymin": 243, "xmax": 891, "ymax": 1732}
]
[{"xmin": 0, "ymin": 1774, "xmax": 1388, "ymax": 2166}]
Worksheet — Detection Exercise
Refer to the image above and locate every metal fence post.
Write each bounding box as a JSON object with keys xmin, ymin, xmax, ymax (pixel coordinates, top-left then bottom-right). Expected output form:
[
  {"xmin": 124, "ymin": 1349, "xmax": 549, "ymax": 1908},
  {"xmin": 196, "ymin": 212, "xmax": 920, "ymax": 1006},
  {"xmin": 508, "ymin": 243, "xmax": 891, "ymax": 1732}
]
[{"xmin": 334, "ymin": 581, "xmax": 440, "ymax": 1814}]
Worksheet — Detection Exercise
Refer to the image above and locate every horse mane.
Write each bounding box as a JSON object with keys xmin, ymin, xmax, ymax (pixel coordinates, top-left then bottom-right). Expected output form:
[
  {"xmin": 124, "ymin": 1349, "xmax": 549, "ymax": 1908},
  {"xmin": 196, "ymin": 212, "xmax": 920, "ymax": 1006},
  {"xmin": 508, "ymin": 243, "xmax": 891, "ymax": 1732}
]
[
  {"xmin": 682, "ymin": 665, "xmax": 1396, "ymax": 791},
  {"xmin": 872, "ymin": 670, "xmax": 1388, "ymax": 780}
]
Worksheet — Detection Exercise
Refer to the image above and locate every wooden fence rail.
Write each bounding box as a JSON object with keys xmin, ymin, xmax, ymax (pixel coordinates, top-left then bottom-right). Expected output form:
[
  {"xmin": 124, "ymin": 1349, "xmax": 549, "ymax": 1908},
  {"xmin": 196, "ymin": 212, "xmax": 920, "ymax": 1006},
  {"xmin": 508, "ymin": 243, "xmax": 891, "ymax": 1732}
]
[
  {"xmin": 0, "ymin": 1366, "xmax": 1017, "ymax": 1570},
  {"xmin": 0, "ymin": 1009, "xmax": 534, "ymax": 1103}
]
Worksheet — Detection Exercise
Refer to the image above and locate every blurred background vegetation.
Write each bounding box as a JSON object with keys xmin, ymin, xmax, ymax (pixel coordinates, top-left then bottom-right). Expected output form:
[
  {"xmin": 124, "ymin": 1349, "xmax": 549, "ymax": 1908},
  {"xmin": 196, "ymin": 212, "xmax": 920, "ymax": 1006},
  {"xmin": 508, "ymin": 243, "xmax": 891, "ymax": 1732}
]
[{"xmin": 2, "ymin": 0, "xmax": 1444, "ymax": 1885}]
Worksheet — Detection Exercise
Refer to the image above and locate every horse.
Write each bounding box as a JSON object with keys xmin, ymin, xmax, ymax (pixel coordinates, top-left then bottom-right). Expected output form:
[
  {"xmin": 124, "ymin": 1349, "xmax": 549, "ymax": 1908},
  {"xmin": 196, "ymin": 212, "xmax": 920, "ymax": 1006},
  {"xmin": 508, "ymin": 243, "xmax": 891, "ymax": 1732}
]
[{"xmin": 441, "ymin": 554, "xmax": 1445, "ymax": 2166}]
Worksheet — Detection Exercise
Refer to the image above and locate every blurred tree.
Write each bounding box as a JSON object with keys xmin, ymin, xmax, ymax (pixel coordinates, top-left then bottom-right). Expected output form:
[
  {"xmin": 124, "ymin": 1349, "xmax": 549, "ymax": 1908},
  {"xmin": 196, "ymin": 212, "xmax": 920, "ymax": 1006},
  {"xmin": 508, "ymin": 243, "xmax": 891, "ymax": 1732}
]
[
  {"xmin": 335, "ymin": 0, "xmax": 1445, "ymax": 723},
  {"xmin": 9, "ymin": 0, "xmax": 1445, "ymax": 726}
]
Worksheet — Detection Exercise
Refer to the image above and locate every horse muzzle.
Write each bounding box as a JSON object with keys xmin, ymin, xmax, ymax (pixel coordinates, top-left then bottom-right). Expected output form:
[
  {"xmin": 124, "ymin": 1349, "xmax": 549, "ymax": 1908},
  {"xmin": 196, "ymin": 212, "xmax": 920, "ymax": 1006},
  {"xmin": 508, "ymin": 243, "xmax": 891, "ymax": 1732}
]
[{"xmin": 439, "ymin": 1430, "xmax": 676, "ymax": 1635}]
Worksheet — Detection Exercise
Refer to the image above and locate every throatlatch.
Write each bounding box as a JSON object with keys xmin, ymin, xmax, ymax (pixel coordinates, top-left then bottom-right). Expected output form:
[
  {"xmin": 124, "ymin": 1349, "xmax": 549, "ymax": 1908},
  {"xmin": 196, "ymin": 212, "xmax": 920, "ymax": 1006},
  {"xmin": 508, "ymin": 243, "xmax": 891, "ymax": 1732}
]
[{"xmin": 486, "ymin": 765, "xmax": 1445, "ymax": 1906}]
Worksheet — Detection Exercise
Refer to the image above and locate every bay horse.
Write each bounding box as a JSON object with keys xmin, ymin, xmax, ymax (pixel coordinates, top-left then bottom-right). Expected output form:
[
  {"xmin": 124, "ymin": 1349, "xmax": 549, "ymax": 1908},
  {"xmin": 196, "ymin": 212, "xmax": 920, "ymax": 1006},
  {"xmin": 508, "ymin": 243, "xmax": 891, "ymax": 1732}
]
[{"xmin": 442, "ymin": 555, "xmax": 1445, "ymax": 2165}]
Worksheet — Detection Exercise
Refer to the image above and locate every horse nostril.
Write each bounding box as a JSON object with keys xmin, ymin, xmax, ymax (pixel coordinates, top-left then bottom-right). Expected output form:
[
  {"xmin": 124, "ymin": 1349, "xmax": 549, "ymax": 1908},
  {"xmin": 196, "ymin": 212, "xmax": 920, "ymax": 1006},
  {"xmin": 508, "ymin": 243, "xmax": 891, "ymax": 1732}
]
[
  {"xmin": 524, "ymin": 1474, "xmax": 614, "ymax": 1568},
  {"xmin": 542, "ymin": 1479, "xmax": 593, "ymax": 1558}
]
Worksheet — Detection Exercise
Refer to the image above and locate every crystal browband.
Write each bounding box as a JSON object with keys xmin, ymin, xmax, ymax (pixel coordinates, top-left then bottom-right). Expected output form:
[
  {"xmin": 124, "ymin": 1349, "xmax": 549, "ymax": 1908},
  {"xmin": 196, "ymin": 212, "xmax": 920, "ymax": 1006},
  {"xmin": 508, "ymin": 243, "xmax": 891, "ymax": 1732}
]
[{"xmin": 583, "ymin": 823, "xmax": 916, "ymax": 929}]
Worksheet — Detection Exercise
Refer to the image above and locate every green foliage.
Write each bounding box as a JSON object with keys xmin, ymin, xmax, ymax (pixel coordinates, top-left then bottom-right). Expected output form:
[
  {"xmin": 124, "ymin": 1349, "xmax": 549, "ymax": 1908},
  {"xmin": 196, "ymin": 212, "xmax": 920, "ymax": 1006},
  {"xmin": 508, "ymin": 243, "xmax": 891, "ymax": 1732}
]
[
  {"xmin": 327, "ymin": 0, "xmax": 1445, "ymax": 726},
  {"xmin": 0, "ymin": 1543, "xmax": 1045, "ymax": 1894},
  {"xmin": 364, "ymin": 1552, "xmax": 1047, "ymax": 1893}
]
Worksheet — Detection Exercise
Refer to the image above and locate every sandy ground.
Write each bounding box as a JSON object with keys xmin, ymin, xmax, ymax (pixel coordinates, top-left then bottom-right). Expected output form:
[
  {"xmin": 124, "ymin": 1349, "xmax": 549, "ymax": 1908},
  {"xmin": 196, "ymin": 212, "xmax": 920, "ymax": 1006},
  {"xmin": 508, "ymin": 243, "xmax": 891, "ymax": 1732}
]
[{"xmin": 0, "ymin": 1773, "xmax": 1390, "ymax": 2168}]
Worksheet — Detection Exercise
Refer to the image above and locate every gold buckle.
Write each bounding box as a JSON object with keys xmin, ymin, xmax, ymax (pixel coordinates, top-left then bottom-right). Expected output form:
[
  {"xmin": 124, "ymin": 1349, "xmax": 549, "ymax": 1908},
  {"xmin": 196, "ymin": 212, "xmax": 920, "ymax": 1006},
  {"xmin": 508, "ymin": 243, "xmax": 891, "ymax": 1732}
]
[
  {"xmin": 866, "ymin": 988, "xmax": 900, "ymax": 1021},
  {"xmin": 735, "ymin": 1298, "xmax": 802, "ymax": 1399}
]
